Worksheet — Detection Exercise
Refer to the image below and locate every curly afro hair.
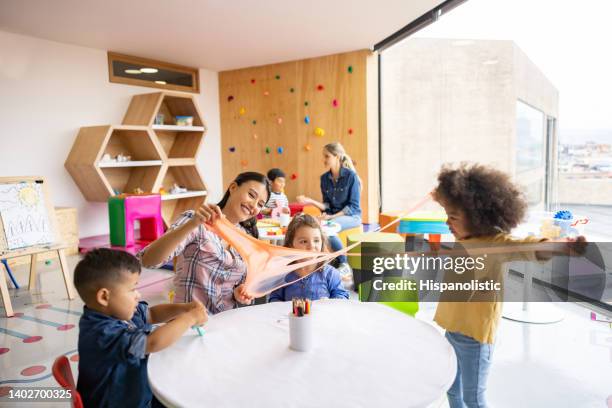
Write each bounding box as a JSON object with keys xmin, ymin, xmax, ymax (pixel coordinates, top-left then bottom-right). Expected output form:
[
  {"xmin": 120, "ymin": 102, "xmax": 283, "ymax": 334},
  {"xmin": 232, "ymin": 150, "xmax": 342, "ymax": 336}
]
[{"xmin": 433, "ymin": 163, "xmax": 527, "ymax": 236}]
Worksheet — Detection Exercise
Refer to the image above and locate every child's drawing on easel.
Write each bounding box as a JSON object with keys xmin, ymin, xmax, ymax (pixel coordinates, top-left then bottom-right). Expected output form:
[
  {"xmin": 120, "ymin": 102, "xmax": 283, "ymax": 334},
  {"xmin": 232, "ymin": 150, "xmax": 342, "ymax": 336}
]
[{"xmin": 0, "ymin": 181, "xmax": 54, "ymax": 250}]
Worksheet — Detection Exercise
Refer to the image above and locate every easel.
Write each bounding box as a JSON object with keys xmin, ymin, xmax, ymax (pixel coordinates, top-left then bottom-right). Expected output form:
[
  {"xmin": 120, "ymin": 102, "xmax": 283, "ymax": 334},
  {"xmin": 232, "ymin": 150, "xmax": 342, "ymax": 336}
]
[{"xmin": 0, "ymin": 177, "xmax": 76, "ymax": 317}]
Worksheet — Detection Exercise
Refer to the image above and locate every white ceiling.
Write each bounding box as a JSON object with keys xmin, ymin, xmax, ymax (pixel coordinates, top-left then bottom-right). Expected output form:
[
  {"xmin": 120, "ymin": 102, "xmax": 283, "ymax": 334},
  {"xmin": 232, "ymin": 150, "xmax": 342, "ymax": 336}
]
[{"xmin": 0, "ymin": 0, "xmax": 443, "ymax": 71}]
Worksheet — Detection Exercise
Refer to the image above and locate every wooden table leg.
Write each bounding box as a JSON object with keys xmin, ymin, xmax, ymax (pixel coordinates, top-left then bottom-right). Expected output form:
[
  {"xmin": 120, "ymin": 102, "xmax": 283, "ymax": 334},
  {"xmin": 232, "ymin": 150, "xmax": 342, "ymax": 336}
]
[{"xmin": 57, "ymin": 249, "xmax": 76, "ymax": 300}]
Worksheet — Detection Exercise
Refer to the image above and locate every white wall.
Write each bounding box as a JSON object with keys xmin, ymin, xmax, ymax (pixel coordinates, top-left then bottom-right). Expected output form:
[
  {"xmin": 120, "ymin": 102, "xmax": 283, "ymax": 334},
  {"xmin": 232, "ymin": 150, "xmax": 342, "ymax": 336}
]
[{"xmin": 0, "ymin": 30, "xmax": 222, "ymax": 238}]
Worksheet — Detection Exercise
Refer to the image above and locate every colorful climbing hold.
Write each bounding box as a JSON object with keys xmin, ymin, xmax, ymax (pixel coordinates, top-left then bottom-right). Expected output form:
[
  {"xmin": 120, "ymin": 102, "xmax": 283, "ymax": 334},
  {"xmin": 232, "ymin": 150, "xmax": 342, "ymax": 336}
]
[
  {"xmin": 304, "ymin": 115, "xmax": 310, "ymax": 124},
  {"xmin": 250, "ymin": 78, "xmax": 256, "ymax": 84},
  {"xmin": 253, "ymin": 133, "xmax": 258, "ymax": 140},
  {"xmin": 291, "ymin": 174, "xmax": 298, "ymax": 180},
  {"xmin": 304, "ymin": 144, "xmax": 312, "ymax": 151},
  {"xmin": 265, "ymin": 147, "xmax": 271, "ymax": 154},
  {"xmin": 239, "ymin": 107, "xmax": 246, "ymax": 115},
  {"xmin": 314, "ymin": 127, "xmax": 325, "ymax": 137},
  {"xmin": 290, "ymin": 88, "xmax": 295, "ymax": 93},
  {"xmin": 263, "ymin": 90, "xmax": 270, "ymax": 96},
  {"xmin": 252, "ymin": 120, "xmax": 257, "ymax": 125},
  {"xmin": 229, "ymin": 147, "xmax": 236, "ymax": 152},
  {"xmin": 275, "ymin": 74, "xmax": 281, "ymax": 80},
  {"xmin": 277, "ymin": 117, "xmax": 283, "ymax": 125},
  {"xmin": 348, "ymin": 65, "xmax": 353, "ymax": 74},
  {"xmin": 348, "ymin": 128, "xmax": 354, "ymax": 135},
  {"xmin": 227, "ymin": 95, "xmax": 234, "ymax": 102},
  {"xmin": 332, "ymin": 99, "xmax": 339, "ymax": 107},
  {"xmin": 45, "ymin": 260, "xmax": 52, "ymax": 266},
  {"xmin": 277, "ymin": 147, "xmax": 284, "ymax": 154},
  {"xmin": 316, "ymin": 84, "xmax": 324, "ymax": 91},
  {"xmin": 304, "ymin": 101, "xmax": 309, "ymax": 106},
  {"xmin": 241, "ymin": 159, "xmax": 248, "ymax": 168}
]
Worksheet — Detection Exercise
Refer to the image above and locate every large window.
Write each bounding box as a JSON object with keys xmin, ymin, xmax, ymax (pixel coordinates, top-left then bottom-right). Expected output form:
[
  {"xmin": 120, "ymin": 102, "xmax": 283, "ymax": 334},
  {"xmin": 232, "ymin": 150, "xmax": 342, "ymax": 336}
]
[{"xmin": 380, "ymin": 0, "xmax": 612, "ymax": 240}]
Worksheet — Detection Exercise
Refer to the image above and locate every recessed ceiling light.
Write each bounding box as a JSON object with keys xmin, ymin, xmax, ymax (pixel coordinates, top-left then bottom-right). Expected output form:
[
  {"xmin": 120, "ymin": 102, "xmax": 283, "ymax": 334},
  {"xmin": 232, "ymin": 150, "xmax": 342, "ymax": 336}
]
[
  {"xmin": 452, "ymin": 40, "xmax": 474, "ymax": 46},
  {"xmin": 125, "ymin": 69, "xmax": 142, "ymax": 74},
  {"xmin": 140, "ymin": 67, "xmax": 158, "ymax": 73},
  {"xmin": 155, "ymin": 81, "xmax": 167, "ymax": 85},
  {"xmin": 483, "ymin": 59, "xmax": 499, "ymax": 65}
]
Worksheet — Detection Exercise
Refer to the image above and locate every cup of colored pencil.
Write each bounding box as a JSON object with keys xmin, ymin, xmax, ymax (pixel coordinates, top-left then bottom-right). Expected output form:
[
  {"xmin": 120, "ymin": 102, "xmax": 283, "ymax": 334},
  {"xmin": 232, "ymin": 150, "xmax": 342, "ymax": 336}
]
[{"xmin": 289, "ymin": 298, "xmax": 313, "ymax": 351}]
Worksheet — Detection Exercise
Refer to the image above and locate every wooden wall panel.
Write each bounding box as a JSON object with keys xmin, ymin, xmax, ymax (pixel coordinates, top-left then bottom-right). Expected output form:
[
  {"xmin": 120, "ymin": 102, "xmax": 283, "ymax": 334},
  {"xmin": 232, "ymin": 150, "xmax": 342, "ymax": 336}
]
[{"xmin": 219, "ymin": 49, "xmax": 377, "ymax": 222}]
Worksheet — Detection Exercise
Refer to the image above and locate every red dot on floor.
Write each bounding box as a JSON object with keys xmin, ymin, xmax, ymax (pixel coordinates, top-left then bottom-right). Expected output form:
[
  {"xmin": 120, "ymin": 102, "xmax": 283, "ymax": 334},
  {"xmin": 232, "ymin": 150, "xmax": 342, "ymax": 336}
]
[
  {"xmin": 70, "ymin": 354, "xmax": 79, "ymax": 362},
  {"xmin": 12, "ymin": 312, "xmax": 24, "ymax": 318},
  {"xmin": 0, "ymin": 386, "xmax": 13, "ymax": 397},
  {"xmin": 57, "ymin": 324, "xmax": 75, "ymax": 331},
  {"xmin": 23, "ymin": 336, "xmax": 42, "ymax": 344},
  {"xmin": 21, "ymin": 365, "xmax": 46, "ymax": 376},
  {"xmin": 36, "ymin": 304, "xmax": 52, "ymax": 309},
  {"xmin": 0, "ymin": 348, "xmax": 9, "ymax": 355}
]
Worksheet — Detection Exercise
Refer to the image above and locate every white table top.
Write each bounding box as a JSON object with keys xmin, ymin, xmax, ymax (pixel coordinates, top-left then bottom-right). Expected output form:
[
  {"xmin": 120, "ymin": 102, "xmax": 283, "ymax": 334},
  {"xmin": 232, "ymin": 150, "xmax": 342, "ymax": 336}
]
[
  {"xmin": 258, "ymin": 220, "xmax": 341, "ymax": 242},
  {"xmin": 149, "ymin": 300, "xmax": 457, "ymax": 408}
]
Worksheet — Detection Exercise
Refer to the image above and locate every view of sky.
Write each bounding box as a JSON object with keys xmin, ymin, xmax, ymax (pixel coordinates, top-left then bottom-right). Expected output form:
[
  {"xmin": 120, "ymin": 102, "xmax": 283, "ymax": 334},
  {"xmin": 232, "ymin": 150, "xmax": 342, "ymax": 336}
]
[{"xmin": 414, "ymin": 0, "xmax": 612, "ymax": 143}]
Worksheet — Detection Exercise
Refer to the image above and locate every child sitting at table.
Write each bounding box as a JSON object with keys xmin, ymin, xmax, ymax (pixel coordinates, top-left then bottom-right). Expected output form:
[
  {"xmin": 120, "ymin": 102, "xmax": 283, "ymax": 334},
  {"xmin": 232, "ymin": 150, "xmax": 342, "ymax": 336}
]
[
  {"xmin": 432, "ymin": 163, "xmax": 585, "ymax": 408},
  {"xmin": 74, "ymin": 248, "xmax": 207, "ymax": 408},
  {"xmin": 269, "ymin": 214, "xmax": 349, "ymax": 301},
  {"xmin": 261, "ymin": 168, "xmax": 289, "ymax": 216}
]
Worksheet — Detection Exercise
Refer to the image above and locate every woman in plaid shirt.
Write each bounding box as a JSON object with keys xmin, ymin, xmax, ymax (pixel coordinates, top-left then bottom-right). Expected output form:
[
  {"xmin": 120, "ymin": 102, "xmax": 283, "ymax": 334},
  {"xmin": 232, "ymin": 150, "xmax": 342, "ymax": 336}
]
[{"xmin": 140, "ymin": 172, "xmax": 270, "ymax": 314}]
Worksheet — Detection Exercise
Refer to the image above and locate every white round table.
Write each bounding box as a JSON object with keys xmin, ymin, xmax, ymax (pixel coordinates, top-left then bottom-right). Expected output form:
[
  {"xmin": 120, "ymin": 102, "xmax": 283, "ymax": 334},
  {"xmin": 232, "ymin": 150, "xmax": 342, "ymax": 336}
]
[
  {"xmin": 258, "ymin": 221, "xmax": 341, "ymax": 244},
  {"xmin": 149, "ymin": 300, "xmax": 457, "ymax": 408}
]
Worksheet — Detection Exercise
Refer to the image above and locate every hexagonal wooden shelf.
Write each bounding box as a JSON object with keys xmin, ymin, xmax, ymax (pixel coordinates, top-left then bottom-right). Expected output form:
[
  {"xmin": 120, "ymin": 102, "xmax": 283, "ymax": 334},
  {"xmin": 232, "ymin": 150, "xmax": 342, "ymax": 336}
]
[{"xmin": 65, "ymin": 91, "xmax": 208, "ymax": 225}]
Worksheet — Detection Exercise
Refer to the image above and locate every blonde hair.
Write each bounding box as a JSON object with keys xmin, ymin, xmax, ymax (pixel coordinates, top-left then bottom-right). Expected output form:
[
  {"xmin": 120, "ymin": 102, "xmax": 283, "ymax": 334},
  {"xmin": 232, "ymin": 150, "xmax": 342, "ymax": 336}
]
[
  {"xmin": 324, "ymin": 142, "xmax": 362, "ymax": 187},
  {"xmin": 324, "ymin": 142, "xmax": 357, "ymax": 174}
]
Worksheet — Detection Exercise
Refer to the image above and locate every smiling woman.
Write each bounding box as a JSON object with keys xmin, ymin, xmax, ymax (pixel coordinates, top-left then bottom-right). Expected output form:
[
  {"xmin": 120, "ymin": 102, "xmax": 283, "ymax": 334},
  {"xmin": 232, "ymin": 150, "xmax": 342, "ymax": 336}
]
[{"xmin": 138, "ymin": 172, "xmax": 271, "ymax": 315}]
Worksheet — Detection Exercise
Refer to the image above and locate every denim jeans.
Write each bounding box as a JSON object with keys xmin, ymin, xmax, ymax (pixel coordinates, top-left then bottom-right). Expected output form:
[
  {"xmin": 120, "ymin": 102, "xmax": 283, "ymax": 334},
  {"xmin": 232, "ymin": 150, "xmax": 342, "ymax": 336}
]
[
  {"xmin": 327, "ymin": 215, "xmax": 361, "ymax": 263},
  {"xmin": 446, "ymin": 331, "xmax": 494, "ymax": 408}
]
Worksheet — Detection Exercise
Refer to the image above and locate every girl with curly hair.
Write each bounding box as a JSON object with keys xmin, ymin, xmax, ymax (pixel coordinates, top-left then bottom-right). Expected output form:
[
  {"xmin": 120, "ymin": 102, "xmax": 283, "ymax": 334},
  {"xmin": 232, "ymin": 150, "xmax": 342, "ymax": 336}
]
[{"xmin": 432, "ymin": 163, "xmax": 584, "ymax": 408}]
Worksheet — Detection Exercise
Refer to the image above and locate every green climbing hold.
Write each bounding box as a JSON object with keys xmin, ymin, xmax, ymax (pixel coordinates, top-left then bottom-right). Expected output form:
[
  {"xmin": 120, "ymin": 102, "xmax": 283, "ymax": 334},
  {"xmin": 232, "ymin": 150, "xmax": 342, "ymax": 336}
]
[
  {"xmin": 275, "ymin": 75, "xmax": 280, "ymax": 80},
  {"xmin": 252, "ymin": 120, "xmax": 257, "ymax": 125},
  {"xmin": 265, "ymin": 147, "xmax": 271, "ymax": 154},
  {"xmin": 290, "ymin": 88, "xmax": 295, "ymax": 93},
  {"xmin": 304, "ymin": 101, "xmax": 309, "ymax": 106},
  {"xmin": 348, "ymin": 65, "xmax": 353, "ymax": 73},
  {"xmin": 45, "ymin": 260, "xmax": 52, "ymax": 266}
]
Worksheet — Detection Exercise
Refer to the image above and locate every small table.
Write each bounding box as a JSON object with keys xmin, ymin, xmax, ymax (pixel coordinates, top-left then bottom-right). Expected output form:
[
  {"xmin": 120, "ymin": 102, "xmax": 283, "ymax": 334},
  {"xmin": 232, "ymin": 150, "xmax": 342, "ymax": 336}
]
[
  {"xmin": 148, "ymin": 300, "xmax": 457, "ymax": 407},
  {"xmin": 258, "ymin": 220, "xmax": 341, "ymax": 244}
]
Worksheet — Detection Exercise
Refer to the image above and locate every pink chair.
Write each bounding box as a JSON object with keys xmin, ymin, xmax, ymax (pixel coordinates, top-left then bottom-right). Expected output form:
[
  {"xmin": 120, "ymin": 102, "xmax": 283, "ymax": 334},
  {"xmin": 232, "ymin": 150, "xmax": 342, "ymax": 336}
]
[{"xmin": 109, "ymin": 194, "xmax": 164, "ymax": 246}]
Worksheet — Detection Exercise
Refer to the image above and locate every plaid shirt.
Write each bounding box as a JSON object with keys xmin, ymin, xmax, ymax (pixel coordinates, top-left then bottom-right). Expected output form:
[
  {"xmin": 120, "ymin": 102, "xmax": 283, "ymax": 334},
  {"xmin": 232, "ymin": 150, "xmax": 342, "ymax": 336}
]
[{"xmin": 138, "ymin": 211, "xmax": 246, "ymax": 315}]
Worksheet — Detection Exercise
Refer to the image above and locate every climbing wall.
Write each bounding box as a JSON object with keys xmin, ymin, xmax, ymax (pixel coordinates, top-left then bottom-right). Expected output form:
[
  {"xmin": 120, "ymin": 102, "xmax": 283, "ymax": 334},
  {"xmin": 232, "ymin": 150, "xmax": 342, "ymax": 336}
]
[{"xmin": 219, "ymin": 49, "xmax": 378, "ymax": 222}]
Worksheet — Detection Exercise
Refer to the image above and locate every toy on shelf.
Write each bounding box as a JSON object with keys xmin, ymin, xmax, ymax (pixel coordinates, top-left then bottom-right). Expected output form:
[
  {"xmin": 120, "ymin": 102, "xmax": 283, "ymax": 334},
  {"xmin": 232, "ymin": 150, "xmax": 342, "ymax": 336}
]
[
  {"xmin": 544, "ymin": 210, "xmax": 589, "ymax": 238},
  {"xmin": 133, "ymin": 187, "xmax": 145, "ymax": 194},
  {"xmin": 175, "ymin": 116, "xmax": 194, "ymax": 126},
  {"xmin": 170, "ymin": 183, "xmax": 188, "ymax": 195},
  {"xmin": 108, "ymin": 194, "xmax": 164, "ymax": 247},
  {"xmin": 100, "ymin": 153, "xmax": 131, "ymax": 163}
]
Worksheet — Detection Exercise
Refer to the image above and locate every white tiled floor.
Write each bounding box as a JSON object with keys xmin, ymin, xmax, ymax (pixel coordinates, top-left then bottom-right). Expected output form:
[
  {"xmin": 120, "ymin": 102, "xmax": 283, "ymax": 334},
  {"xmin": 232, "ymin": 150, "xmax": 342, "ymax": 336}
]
[{"xmin": 1, "ymin": 256, "xmax": 611, "ymax": 407}]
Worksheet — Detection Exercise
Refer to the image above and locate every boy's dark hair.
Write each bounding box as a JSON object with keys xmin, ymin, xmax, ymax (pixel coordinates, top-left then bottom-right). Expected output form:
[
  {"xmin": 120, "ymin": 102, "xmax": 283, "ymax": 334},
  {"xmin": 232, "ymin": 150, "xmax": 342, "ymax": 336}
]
[
  {"xmin": 433, "ymin": 163, "xmax": 527, "ymax": 236},
  {"xmin": 267, "ymin": 168, "xmax": 286, "ymax": 182},
  {"xmin": 73, "ymin": 248, "xmax": 141, "ymax": 303}
]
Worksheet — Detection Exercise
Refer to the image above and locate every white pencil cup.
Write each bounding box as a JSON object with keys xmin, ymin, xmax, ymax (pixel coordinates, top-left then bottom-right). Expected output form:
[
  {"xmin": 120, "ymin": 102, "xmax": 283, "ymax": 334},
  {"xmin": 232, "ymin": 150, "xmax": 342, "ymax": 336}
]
[
  {"xmin": 279, "ymin": 212, "xmax": 291, "ymax": 228},
  {"xmin": 289, "ymin": 313, "xmax": 313, "ymax": 352}
]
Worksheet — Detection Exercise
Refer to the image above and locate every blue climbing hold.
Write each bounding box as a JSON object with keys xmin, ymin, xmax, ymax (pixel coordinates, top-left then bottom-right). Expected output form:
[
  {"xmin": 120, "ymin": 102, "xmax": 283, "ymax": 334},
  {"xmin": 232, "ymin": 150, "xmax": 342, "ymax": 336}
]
[
  {"xmin": 304, "ymin": 115, "xmax": 310, "ymax": 124},
  {"xmin": 277, "ymin": 147, "xmax": 284, "ymax": 154}
]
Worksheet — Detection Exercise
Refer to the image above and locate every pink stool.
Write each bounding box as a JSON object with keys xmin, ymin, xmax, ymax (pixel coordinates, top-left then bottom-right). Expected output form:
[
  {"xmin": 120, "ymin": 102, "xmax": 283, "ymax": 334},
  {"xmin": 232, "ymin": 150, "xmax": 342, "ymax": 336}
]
[{"xmin": 109, "ymin": 194, "xmax": 164, "ymax": 247}]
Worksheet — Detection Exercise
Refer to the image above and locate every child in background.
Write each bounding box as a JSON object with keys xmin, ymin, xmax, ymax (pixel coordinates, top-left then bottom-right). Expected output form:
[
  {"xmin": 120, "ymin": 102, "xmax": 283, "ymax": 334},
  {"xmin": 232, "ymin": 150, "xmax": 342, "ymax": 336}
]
[
  {"xmin": 269, "ymin": 214, "xmax": 349, "ymax": 301},
  {"xmin": 74, "ymin": 248, "xmax": 207, "ymax": 408},
  {"xmin": 261, "ymin": 168, "xmax": 289, "ymax": 216},
  {"xmin": 139, "ymin": 172, "xmax": 270, "ymax": 314},
  {"xmin": 432, "ymin": 163, "xmax": 585, "ymax": 408}
]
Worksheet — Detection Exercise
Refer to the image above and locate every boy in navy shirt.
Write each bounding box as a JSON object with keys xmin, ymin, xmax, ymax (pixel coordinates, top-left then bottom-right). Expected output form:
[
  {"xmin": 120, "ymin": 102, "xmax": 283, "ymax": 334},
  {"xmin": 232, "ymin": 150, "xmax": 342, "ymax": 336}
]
[{"xmin": 74, "ymin": 248, "xmax": 207, "ymax": 407}]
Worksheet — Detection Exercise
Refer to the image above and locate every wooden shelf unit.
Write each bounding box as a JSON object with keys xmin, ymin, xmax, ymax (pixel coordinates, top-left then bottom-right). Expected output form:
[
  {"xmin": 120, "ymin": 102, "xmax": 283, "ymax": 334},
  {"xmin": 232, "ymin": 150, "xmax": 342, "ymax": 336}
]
[{"xmin": 65, "ymin": 91, "xmax": 208, "ymax": 225}]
